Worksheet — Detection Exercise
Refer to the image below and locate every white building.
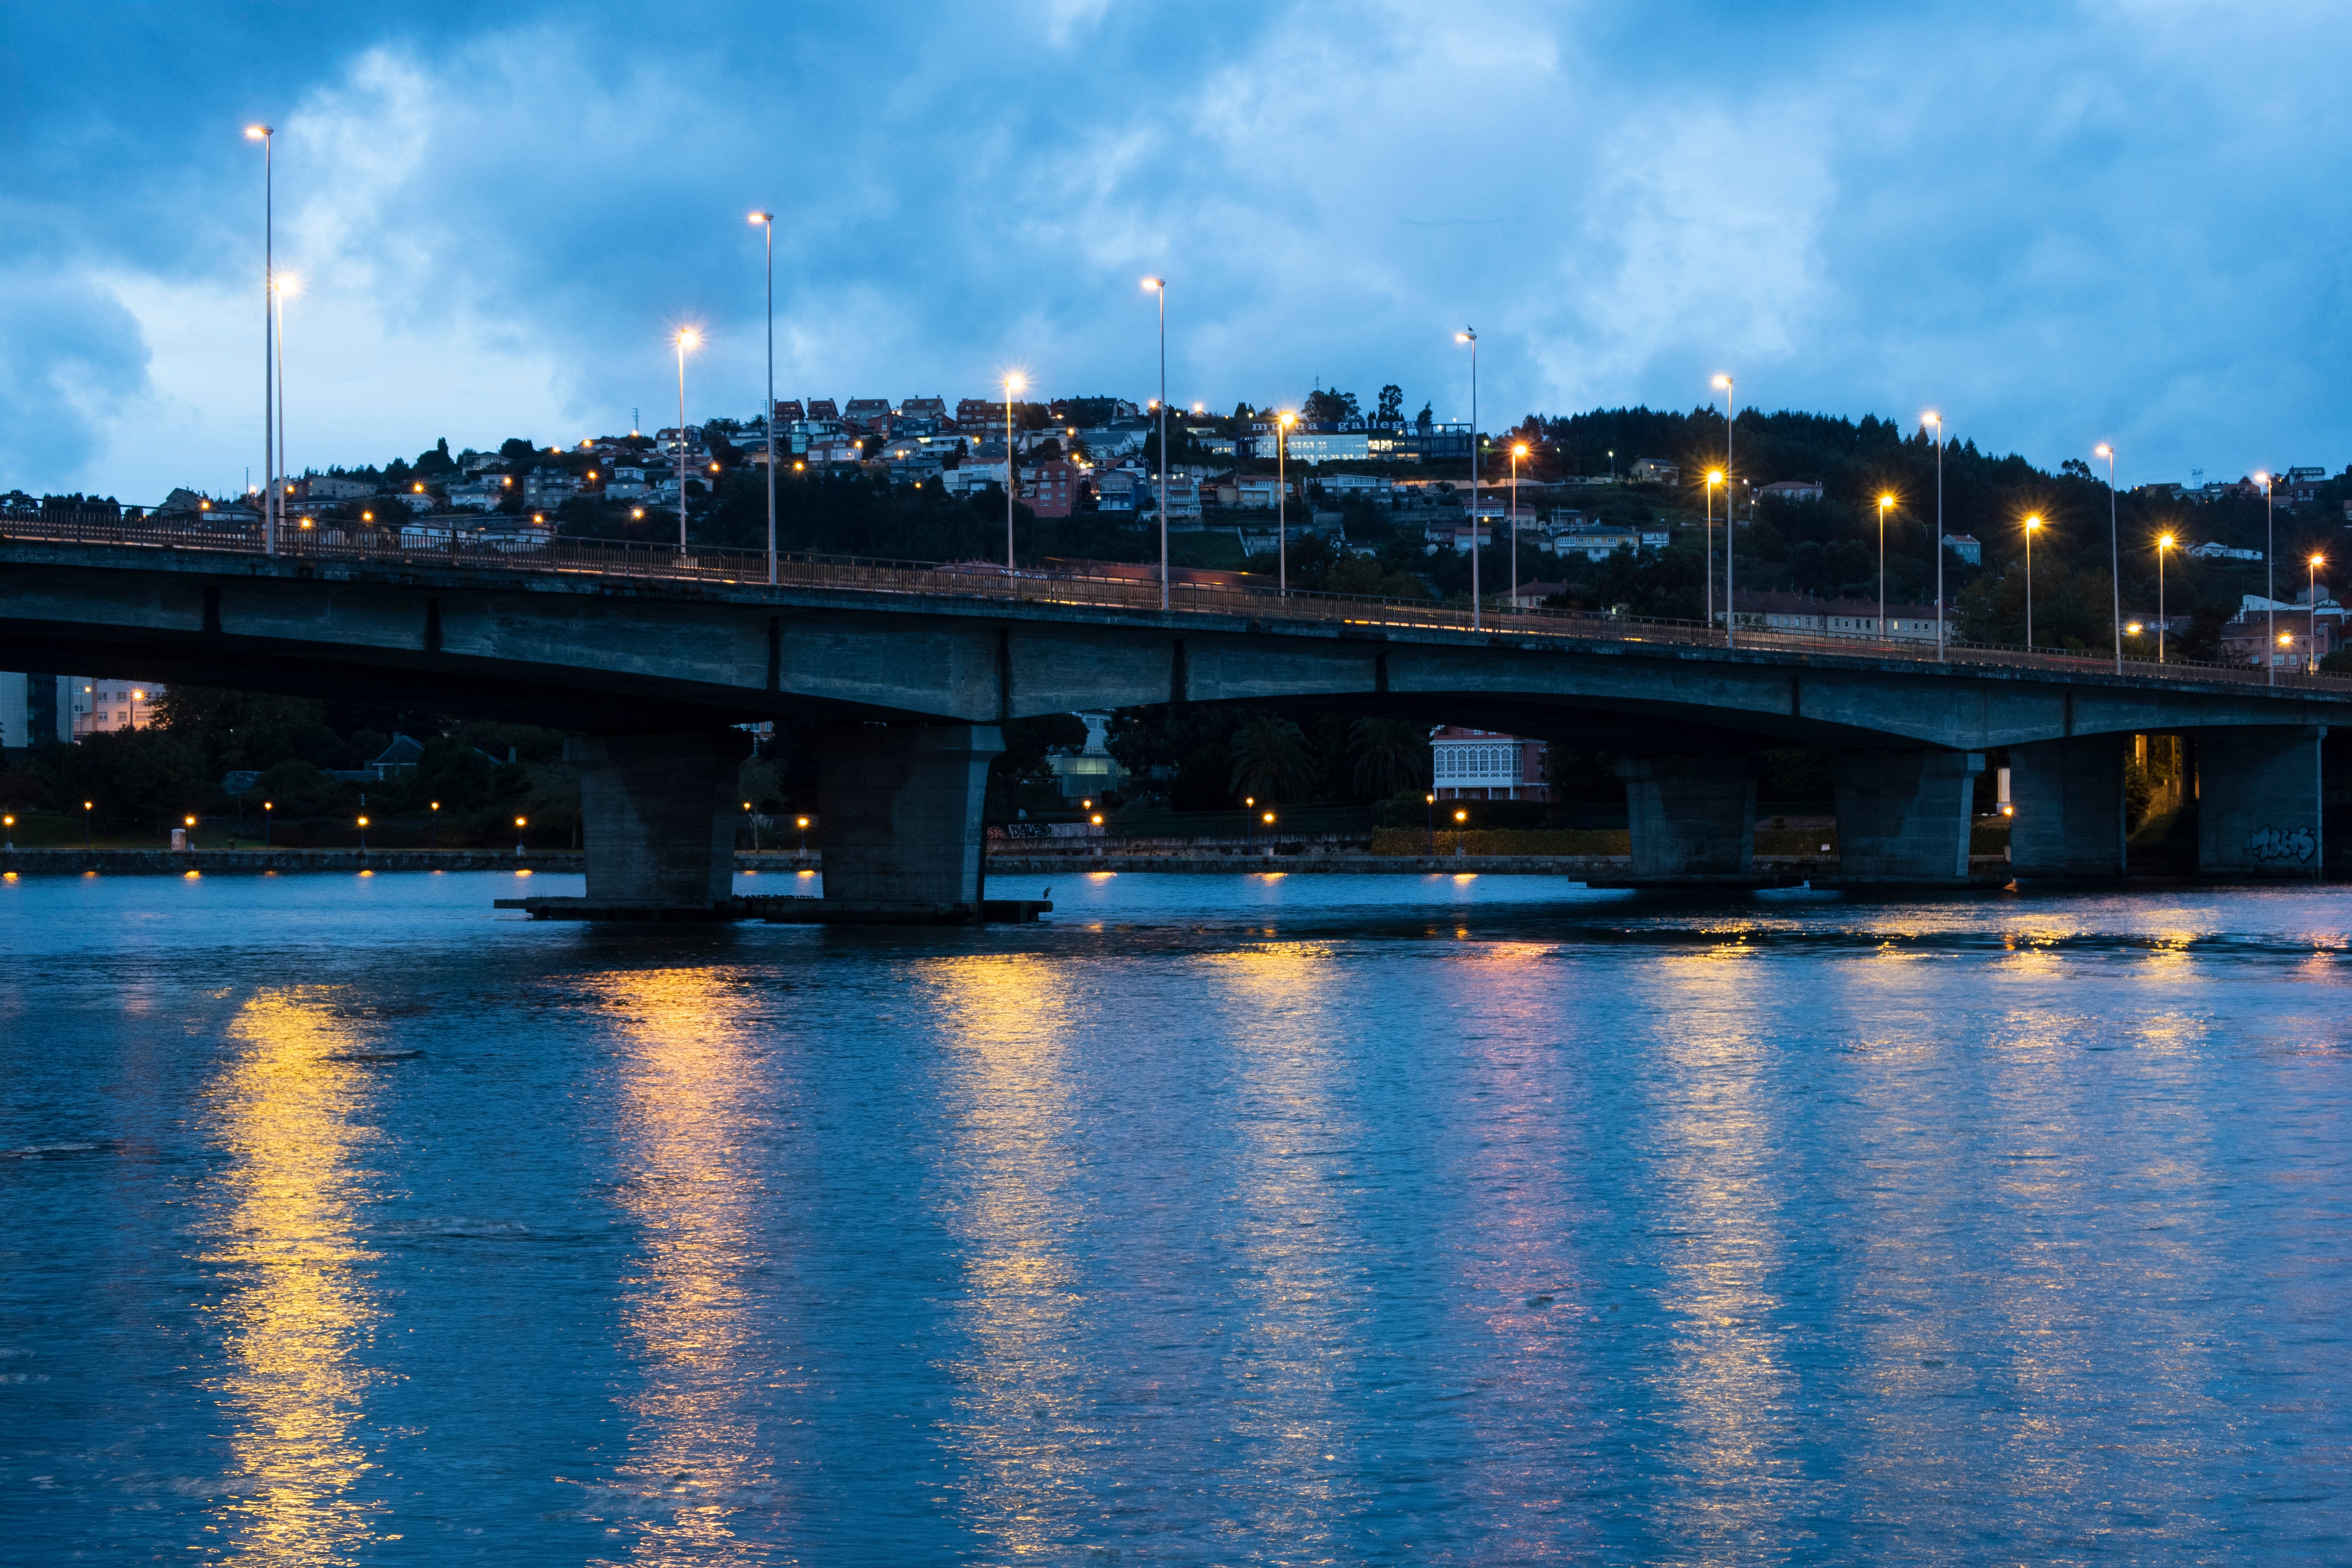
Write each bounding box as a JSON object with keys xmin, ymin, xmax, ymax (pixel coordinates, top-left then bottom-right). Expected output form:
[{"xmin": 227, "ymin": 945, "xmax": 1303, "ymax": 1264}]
[
  {"xmin": 66, "ymin": 677, "xmax": 167, "ymax": 737},
  {"xmin": 1430, "ymin": 726, "xmax": 1549, "ymax": 801},
  {"xmin": 0, "ymin": 673, "xmax": 73, "ymax": 748}
]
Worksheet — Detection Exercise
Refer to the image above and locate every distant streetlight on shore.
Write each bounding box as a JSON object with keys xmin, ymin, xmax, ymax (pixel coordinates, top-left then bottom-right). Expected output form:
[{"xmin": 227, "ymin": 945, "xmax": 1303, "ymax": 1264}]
[
  {"xmin": 1003, "ymin": 373, "xmax": 1025, "ymax": 572},
  {"xmin": 1457, "ymin": 328, "xmax": 1479, "ymax": 629},
  {"xmin": 1143, "ymin": 277, "xmax": 1169, "ymax": 609},
  {"xmin": 674, "ymin": 329, "xmax": 699, "ymax": 555},
  {"xmin": 429, "ymin": 799, "xmax": 440, "ymax": 850},
  {"xmin": 1714, "ymin": 373, "xmax": 1736, "ymax": 646},
  {"xmin": 129, "ymin": 689, "xmax": 144, "ymax": 729},
  {"xmin": 246, "ymin": 124, "xmax": 277, "ymax": 555},
  {"xmin": 262, "ymin": 800, "xmax": 272, "ymax": 847},
  {"xmin": 83, "ymin": 800, "xmax": 93, "ymax": 849},
  {"xmin": 2312, "ymin": 553, "xmax": 2328, "ymax": 672},
  {"xmin": 357, "ymin": 813, "xmax": 369, "ymax": 852},
  {"xmin": 1510, "ymin": 442, "xmax": 1529, "ymax": 606},
  {"xmin": 514, "ymin": 815, "xmax": 527, "ymax": 856},
  {"xmin": 2156, "ymin": 533, "xmax": 2174, "ymax": 662},
  {"xmin": 273, "ymin": 274, "xmax": 295, "ymax": 535},
  {"xmin": 4, "ymin": 814, "xmax": 13, "ymax": 850},
  {"xmin": 1425, "ymin": 791, "xmax": 1437, "ymax": 856},
  {"xmin": 1877, "ymin": 493, "xmax": 1894, "ymax": 643},
  {"xmin": 1923, "ymin": 410, "xmax": 1946, "ymax": 659},
  {"xmin": 749, "ymin": 212, "xmax": 778, "ymax": 587},
  {"xmin": 2094, "ymin": 442, "xmax": 2121, "ymax": 673},
  {"xmin": 2023, "ymin": 515, "xmax": 2042, "ymax": 649},
  {"xmin": 1278, "ymin": 409, "xmax": 1295, "ymax": 597}
]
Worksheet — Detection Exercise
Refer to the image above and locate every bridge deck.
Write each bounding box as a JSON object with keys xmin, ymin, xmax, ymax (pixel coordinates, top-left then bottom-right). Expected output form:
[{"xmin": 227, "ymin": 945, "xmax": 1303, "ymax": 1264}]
[{"xmin": 4, "ymin": 511, "xmax": 2345, "ymax": 695}]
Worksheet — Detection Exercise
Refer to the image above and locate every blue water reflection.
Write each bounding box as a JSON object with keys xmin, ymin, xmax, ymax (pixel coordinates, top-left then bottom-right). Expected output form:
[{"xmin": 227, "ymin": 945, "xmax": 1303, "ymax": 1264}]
[{"xmin": 3, "ymin": 868, "xmax": 2349, "ymax": 1561}]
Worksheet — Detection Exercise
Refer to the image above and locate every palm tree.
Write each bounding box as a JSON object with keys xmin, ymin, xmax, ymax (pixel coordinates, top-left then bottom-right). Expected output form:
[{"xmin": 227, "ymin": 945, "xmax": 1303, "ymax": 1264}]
[
  {"xmin": 1347, "ymin": 718, "xmax": 1431, "ymax": 797},
  {"xmin": 1226, "ymin": 710, "xmax": 1314, "ymax": 802}
]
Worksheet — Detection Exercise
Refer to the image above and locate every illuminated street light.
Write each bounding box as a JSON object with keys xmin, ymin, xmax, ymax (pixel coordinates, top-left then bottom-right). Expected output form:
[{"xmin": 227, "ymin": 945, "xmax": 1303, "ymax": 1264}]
[
  {"xmin": 2255, "ymin": 470, "xmax": 2276, "ymax": 685},
  {"xmin": 3, "ymin": 813, "xmax": 13, "ymax": 850},
  {"xmin": 1877, "ymin": 493, "xmax": 1894, "ymax": 644},
  {"xmin": 1704, "ymin": 469, "xmax": 1726, "ymax": 642},
  {"xmin": 2312, "ymin": 552, "xmax": 2329, "ymax": 673},
  {"xmin": 1457, "ymin": 328, "xmax": 1480, "ymax": 629},
  {"xmin": 357, "ymin": 813, "xmax": 370, "ymax": 852},
  {"xmin": 674, "ymin": 328, "xmax": 700, "ymax": 556},
  {"xmin": 1923, "ymin": 410, "xmax": 1946, "ymax": 659},
  {"xmin": 2156, "ymin": 533, "xmax": 2174, "ymax": 662},
  {"xmin": 129, "ymin": 689, "xmax": 144, "ymax": 729},
  {"xmin": 2023, "ymin": 515, "xmax": 2043, "ymax": 649},
  {"xmin": 750, "ymin": 211, "xmax": 778, "ymax": 587},
  {"xmin": 83, "ymin": 799, "xmax": 93, "ymax": 849},
  {"xmin": 1144, "ymin": 276, "xmax": 1169, "ymax": 609},
  {"xmin": 1278, "ymin": 409, "xmax": 1296, "ymax": 597},
  {"xmin": 515, "ymin": 815, "xmax": 527, "ymax": 856},
  {"xmin": 1425, "ymin": 791, "xmax": 1437, "ymax": 855},
  {"xmin": 2094, "ymin": 442, "xmax": 2121, "ymax": 673},
  {"xmin": 1713, "ymin": 374, "xmax": 1737, "ymax": 646},
  {"xmin": 1510, "ymin": 441, "xmax": 1530, "ymax": 606},
  {"xmin": 248, "ymin": 124, "xmax": 277, "ymax": 555},
  {"xmin": 1003, "ymin": 372, "xmax": 1025, "ymax": 572}
]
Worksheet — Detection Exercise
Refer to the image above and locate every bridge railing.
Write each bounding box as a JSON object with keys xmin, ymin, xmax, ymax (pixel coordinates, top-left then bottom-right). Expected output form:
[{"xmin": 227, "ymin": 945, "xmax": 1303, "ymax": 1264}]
[{"xmin": 5, "ymin": 508, "xmax": 2348, "ymax": 693}]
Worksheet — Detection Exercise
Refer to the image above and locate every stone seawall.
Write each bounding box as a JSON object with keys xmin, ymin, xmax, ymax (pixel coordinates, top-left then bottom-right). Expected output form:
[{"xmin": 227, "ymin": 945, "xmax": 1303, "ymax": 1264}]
[{"xmin": 0, "ymin": 848, "xmax": 588, "ymax": 875}]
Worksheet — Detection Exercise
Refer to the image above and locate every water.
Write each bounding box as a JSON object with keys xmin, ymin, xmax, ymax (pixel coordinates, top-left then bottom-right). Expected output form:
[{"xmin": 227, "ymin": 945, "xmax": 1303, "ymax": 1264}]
[{"xmin": 5, "ymin": 867, "xmax": 2351, "ymax": 1563}]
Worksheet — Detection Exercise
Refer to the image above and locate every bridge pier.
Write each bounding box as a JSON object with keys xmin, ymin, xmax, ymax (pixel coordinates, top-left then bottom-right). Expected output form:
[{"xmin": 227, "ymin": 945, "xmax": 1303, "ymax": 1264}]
[
  {"xmin": 566, "ymin": 729, "xmax": 752, "ymax": 910},
  {"xmin": 2008, "ymin": 735, "xmax": 2127, "ymax": 881},
  {"xmin": 1615, "ymin": 756, "xmax": 1756, "ymax": 881},
  {"xmin": 2196, "ymin": 725, "xmax": 2326, "ymax": 877},
  {"xmin": 1829, "ymin": 750, "xmax": 1985, "ymax": 885},
  {"xmin": 812, "ymin": 724, "xmax": 1003, "ymax": 920}
]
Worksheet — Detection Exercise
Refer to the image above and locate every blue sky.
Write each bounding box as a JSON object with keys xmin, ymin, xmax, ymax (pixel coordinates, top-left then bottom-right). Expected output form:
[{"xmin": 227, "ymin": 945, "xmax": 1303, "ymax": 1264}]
[{"xmin": 6, "ymin": 2, "xmax": 2344, "ymax": 501}]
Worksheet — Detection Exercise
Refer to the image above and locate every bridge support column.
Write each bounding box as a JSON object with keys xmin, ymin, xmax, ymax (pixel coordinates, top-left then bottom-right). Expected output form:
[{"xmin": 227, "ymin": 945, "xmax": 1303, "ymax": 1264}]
[
  {"xmin": 1614, "ymin": 756, "xmax": 1756, "ymax": 881},
  {"xmin": 2008, "ymin": 735, "xmax": 2127, "ymax": 881},
  {"xmin": 813, "ymin": 724, "xmax": 1003, "ymax": 919},
  {"xmin": 1829, "ymin": 750, "xmax": 1985, "ymax": 885},
  {"xmin": 2196, "ymin": 725, "xmax": 2326, "ymax": 878},
  {"xmin": 566, "ymin": 729, "xmax": 751, "ymax": 909}
]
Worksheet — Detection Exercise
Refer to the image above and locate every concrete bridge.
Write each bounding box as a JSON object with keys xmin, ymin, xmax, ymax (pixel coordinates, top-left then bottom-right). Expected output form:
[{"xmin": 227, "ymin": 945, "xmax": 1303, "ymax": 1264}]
[{"xmin": 2, "ymin": 520, "xmax": 2343, "ymax": 916}]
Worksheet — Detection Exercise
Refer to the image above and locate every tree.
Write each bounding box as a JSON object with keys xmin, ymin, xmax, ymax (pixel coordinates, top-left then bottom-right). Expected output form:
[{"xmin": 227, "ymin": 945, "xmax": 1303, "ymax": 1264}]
[
  {"xmin": 1303, "ymin": 388, "xmax": 1359, "ymax": 424},
  {"xmin": 1376, "ymin": 385, "xmax": 1405, "ymax": 424},
  {"xmin": 1227, "ymin": 710, "xmax": 1314, "ymax": 801},
  {"xmin": 1347, "ymin": 718, "xmax": 1430, "ymax": 796}
]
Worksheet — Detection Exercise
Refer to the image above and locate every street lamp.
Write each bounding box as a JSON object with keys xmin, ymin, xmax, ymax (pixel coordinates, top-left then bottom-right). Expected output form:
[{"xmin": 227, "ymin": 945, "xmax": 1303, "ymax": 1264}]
[
  {"xmin": 1510, "ymin": 441, "xmax": 1529, "ymax": 607},
  {"xmin": 673, "ymin": 328, "xmax": 699, "ymax": 555},
  {"xmin": 246, "ymin": 124, "xmax": 276, "ymax": 556},
  {"xmin": 743, "ymin": 800, "xmax": 759, "ymax": 851},
  {"xmin": 184, "ymin": 814, "xmax": 197, "ymax": 852},
  {"xmin": 1923, "ymin": 410, "xmax": 1945, "ymax": 659},
  {"xmin": 2094, "ymin": 442, "xmax": 2120, "ymax": 674},
  {"xmin": 1003, "ymin": 373, "xmax": 1025, "ymax": 573},
  {"xmin": 1457, "ymin": 329, "xmax": 1480, "ymax": 629},
  {"xmin": 1143, "ymin": 277, "xmax": 1169, "ymax": 609},
  {"xmin": 262, "ymin": 800, "xmax": 272, "ymax": 848},
  {"xmin": 514, "ymin": 815, "xmax": 527, "ymax": 856},
  {"xmin": 1425, "ymin": 790, "xmax": 1437, "ymax": 857},
  {"xmin": 2156, "ymin": 533, "xmax": 2174, "ymax": 663},
  {"xmin": 2311, "ymin": 552, "xmax": 2328, "ymax": 672},
  {"xmin": 1705, "ymin": 469, "xmax": 1724, "ymax": 641},
  {"xmin": 1877, "ymin": 493, "xmax": 1894, "ymax": 644},
  {"xmin": 357, "ymin": 813, "xmax": 369, "ymax": 852},
  {"xmin": 1277, "ymin": 410, "xmax": 1295, "ymax": 597},
  {"xmin": 4, "ymin": 814, "xmax": 13, "ymax": 851},
  {"xmin": 429, "ymin": 800, "xmax": 440, "ymax": 850},
  {"xmin": 2256, "ymin": 470, "xmax": 2276, "ymax": 685},
  {"xmin": 129, "ymin": 689, "xmax": 144, "ymax": 730},
  {"xmin": 83, "ymin": 800, "xmax": 93, "ymax": 849},
  {"xmin": 795, "ymin": 814, "xmax": 810, "ymax": 861},
  {"xmin": 749, "ymin": 212, "xmax": 778, "ymax": 587},
  {"xmin": 1713, "ymin": 374, "xmax": 1737, "ymax": 646},
  {"xmin": 2022, "ymin": 515, "xmax": 2042, "ymax": 649}
]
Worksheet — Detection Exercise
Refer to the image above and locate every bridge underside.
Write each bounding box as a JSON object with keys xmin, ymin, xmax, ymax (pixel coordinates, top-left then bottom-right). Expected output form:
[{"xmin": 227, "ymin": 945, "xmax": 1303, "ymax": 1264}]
[{"xmin": 3, "ymin": 547, "xmax": 2341, "ymax": 908}]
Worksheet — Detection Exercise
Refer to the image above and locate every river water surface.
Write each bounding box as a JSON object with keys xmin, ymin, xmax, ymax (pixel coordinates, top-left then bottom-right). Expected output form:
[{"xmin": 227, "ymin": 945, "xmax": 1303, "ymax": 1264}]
[{"xmin": 4, "ymin": 868, "xmax": 2350, "ymax": 1564}]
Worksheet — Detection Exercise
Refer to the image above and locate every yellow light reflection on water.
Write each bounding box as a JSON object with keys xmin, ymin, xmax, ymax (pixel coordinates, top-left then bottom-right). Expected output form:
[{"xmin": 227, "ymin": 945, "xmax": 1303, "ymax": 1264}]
[
  {"xmin": 587, "ymin": 966, "xmax": 778, "ymax": 1556},
  {"xmin": 205, "ymin": 989, "xmax": 390, "ymax": 1563}
]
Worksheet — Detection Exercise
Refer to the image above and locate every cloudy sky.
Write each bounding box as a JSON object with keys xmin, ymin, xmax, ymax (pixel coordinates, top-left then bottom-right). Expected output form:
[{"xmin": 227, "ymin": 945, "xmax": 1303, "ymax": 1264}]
[{"xmin": 6, "ymin": 2, "xmax": 2343, "ymax": 501}]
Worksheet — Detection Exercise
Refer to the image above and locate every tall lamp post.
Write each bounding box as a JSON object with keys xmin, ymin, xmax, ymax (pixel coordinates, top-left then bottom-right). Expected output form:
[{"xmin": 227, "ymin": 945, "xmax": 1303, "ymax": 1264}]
[
  {"xmin": 748, "ymin": 213, "xmax": 777, "ymax": 587},
  {"xmin": 2311, "ymin": 553, "xmax": 2328, "ymax": 675},
  {"xmin": 673, "ymin": 329, "xmax": 699, "ymax": 555},
  {"xmin": 1143, "ymin": 278, "xmax": 1168, "ymax": 609},
  {"xmin": 1877, "ymin": 493, "xmax": 1893, "ymax": 645},
  {"xmin": 2256, "ymin": 470, "xmax": 2275, "ymax": 685},
  {"xmin": 1924, "ymin": 410, "xmax": 1945, "ymax": 659},
  {"xmin": 246, "ymin": 125, "xmax": 276, "ymax": 555},
  {"xmin": 1704, "ymin": 469, "xmax": 1724, "ymax": 641},
  {"xmin": 2095, "ymin": 442, "xmax": 2121, "ymax": 674},
  {"xmin": 1277, "ymin": 410, "xmax": 1295, "ymax": 597},
  {"xmin": 1713, "ymin": 374, "xmax": 1736, "ymax": 645},
  {"xmin": 1003, "ymin": 373, "xmax": 1024, "ymax": 573},
  {"xmin": 273, "ymin": 275, "xmax": 294, "ymax": 534},
  {"xmin": 1509, "ymin": 441, "xmax": 1528, "ymax": 608},
  {"xmin": 2156, "ymin": 533, "xmax": 2174, "ymax": 662},
  {"xmin": 2023, "ymin": 515, "xmax": 2042, "ymax": 649},
  {"xmin": 1456, "ymin": 329, "xmax": 1479, "ymax": 629}
]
